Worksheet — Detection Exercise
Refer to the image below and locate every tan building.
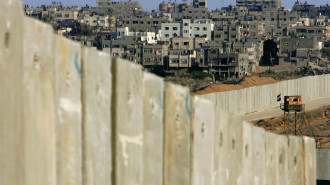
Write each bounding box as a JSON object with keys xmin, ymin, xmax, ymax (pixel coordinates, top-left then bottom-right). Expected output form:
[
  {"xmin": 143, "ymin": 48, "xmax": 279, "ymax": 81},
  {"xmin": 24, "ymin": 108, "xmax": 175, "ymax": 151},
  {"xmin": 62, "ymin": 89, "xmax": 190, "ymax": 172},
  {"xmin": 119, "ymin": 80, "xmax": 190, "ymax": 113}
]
[{"xmin": 171, "ymin": 37, "xmax": 207, "ymax": 50}]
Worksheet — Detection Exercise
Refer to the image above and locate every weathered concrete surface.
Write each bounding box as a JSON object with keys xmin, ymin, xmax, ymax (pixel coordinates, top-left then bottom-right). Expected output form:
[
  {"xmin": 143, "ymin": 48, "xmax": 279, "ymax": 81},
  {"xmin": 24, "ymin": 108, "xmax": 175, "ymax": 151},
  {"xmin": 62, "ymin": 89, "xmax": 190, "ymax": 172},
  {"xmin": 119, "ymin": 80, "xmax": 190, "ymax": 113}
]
[
  {"xmin": 111, "ymin": 58, "xmax": 143, "ymax": 185},
  {"xmin": 288, "ymin": 136, "xmax": 304, "ymax": 185},
  {"xmin": 316, "ymin": 149, "xmax": 330, "ymax": 180},
  {"xmin": 214, "ymin": 108, "xmax": 243, "ymax": 185},
  {"xmin": 200, "ymin": 74, "xmax": 330, "ymax": 115},
  {"xmin": 0, "ymin": 0, "xmax": 24, "ymax": 184},
  {"xmin": 227, "ymin": 112, "xmax": 243, "ymax": 185},
  {"xmin": 213, "ymin": 100, "xmax": 227, "ymax": 185},
  {"xmin": 253, "ymin": 126, "xmax": 266, "ymax": 185},
  {"xmin": 82, "ymin": 47, "xmax": 111, "ymax": 185},
  {"xmin": 54, "ymin": 35, "xmax": 82, "ymax": 185},
  {"xmin": 142, "ymin": 72, "xmax": 164, "ymax": 185},
  {"xmin": 191, "ymin": 96, "xmax": 215, "ymax": 185},
  {"xmin": 242, "ymin": 122, "xmax": 254, "ymax": 185},
  {"xmin": 22, "ymin": 17, "xmax": 56, "ymax": 185},
  {"xmin": 303, "ymin": 137, "xmax": 316, "ymax": 185},
  {"xmin": 265, "ymin": 131, "xmax": 279, "ymax": 185},
  {"xmin": 164, "ymin": 83, "xmax": 191, "ymax": 185},
  {"xmin": 278, "ymin": 135, "xmax": 289, "ymax": 185}
]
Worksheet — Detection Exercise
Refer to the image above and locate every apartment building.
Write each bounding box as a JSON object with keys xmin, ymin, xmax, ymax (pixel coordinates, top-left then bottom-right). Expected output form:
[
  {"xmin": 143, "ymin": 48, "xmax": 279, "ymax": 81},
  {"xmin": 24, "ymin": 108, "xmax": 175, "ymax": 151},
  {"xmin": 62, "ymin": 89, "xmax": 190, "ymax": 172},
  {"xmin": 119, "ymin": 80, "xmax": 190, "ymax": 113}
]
[
  {"xmin": 161, "ymin": 19, "xmax": 214, "ymax": 42},
  {"xmin": 80, "ymin": 14, "xmax": 110, "ymax": 28}
]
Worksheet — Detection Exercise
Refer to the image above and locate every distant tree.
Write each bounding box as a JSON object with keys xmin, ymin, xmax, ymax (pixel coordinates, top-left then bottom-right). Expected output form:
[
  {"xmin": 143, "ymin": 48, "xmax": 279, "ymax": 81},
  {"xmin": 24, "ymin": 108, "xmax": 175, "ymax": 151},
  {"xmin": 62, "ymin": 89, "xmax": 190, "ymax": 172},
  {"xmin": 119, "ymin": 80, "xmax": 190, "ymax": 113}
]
[
  {"xmin": 79, "ymin": 23, "xmax": 96, "ymax": 36},
  {"xmin": 41, "ymin": 15, "xmax": 54, "ymax": 24},
  {"xmin": 321, "ymin": 48, "xmax": 330, "ymax": 58},
  {"xmin": 288, "ymin": 31, "xmax": 297, "ymax": 38},
  {"xmin": 70, "ymin": 22, "xmax": 96, "ymax": 36},
  {"xmin": 107, "ymin": 8, "xmax": 116, "ymax": 27},
  {"xmin": 150, "ymin": 66, "xmax": 166, "ymax": 77}
]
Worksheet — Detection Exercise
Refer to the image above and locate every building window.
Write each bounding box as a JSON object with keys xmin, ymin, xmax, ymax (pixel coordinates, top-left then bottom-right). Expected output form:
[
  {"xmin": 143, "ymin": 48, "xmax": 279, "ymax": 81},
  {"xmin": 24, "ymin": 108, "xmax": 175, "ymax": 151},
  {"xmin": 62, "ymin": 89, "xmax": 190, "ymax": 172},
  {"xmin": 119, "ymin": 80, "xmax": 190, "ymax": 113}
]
[
  {"xmin": 172, "ymin": 27, "xmax": 178, "ymax": 30},
  {"xmin": 64, "ymin": 14, "xmax": 70, "ymax": 17},
  {"xmin": 170, "ymin": 59, "xmax": 179, "ymax": 64},
  {"xmin": 165, "ymin": 27, "xmax": 169, "ymax": 30},
  {"xmin": 181, "ymin": 59, "xmax": 187, "ymax": 64},
  {"xmin": 165, "ymin": 34, "xmax": 169, "ymax": 37},
  {"xmin": 183, "ymin": 42, "xmax": 189, "ymax": 45},
  {"xmin": 203, "ymin": 27, "xmax": 207, "ymax": 31},
  {"xmin": 194, "ymin": 27, "xmax": 200, "ymax": 31}
]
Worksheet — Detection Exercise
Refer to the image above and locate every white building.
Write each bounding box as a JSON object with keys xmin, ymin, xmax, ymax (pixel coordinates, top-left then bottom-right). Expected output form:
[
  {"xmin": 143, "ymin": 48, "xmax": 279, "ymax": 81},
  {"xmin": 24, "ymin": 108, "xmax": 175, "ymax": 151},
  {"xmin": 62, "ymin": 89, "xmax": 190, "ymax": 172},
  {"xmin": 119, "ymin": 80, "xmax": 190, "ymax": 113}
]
[
  {"xmin": 80, "ymin": 14, "xmax": 109, "ymax": 28},
  {"xmin": 161, "ymin": 19, "xmax": 214, "ymax": 42},
  {"xmin": 186, "ymin": 19, "xmax": 214, "ymax": 40},
  {"xmin": 161, "ymin": 23, "xmax": 182, "ymax": 42},
  {"xmin": 117, "ymin": 27, "xmax": 158, "ymax": 44}
]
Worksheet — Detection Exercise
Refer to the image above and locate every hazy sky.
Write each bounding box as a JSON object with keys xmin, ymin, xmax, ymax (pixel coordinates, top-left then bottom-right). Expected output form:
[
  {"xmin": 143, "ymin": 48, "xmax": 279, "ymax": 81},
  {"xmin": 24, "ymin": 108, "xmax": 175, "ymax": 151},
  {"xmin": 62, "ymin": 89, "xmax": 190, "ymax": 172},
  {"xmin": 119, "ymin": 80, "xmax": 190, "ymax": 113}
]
[{"xmin": 23, "ymin": 0, "xmax": 330, "ymax": 11}]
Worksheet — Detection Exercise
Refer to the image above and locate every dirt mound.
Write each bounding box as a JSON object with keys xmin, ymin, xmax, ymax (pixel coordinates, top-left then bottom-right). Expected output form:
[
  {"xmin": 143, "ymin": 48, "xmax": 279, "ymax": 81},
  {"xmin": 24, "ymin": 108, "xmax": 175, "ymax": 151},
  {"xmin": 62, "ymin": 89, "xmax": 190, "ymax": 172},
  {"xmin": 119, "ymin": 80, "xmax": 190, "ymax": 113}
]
[
  {"xmin": 194, "ymin": 76, "xmax": 278, "ymax": 95},
  {"xmin": 239, "ymin": 76, "xmax": 278, "ymax": 87},
  {"xmin": 194, "ymin": 84, "xmax": 244, "ymax": 95}
]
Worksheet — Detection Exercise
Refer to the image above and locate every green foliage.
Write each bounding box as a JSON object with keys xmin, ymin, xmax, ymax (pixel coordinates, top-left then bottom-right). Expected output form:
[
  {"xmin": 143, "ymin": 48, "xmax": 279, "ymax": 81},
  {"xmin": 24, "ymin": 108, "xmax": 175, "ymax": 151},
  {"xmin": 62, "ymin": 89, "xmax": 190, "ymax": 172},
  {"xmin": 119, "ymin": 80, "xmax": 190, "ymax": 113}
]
[
  {"xmin": 107, "ymin": 8, "xmax": 116, "ymax": 16},
  {"xmin": 150, "ymin": 66, "xmax": 166, "ymax": 77},
  {"xmin": 189, "ymin": 71, "xmax": 211, "ymax": 79},
  {"xmin": 68, "ymin": 22, "xmax": 97, "ymax": 36},
  {"xmin": 79, "ymin": 23, "xmax": 96, "ymax": 36},
  {"xmin": 321, "ymin": 48, "xmax": 330, "ymax": 58},
  {"xmin": 187, "ymin": 66, "xmax": 211, "ymax": 79},
  {"xmin": 41, "ymin": 15, "xmax": 54, "ymax": 24},
  {"xmin": 288, "ymin": 31, "xmax": 297, "ymax": 38}
]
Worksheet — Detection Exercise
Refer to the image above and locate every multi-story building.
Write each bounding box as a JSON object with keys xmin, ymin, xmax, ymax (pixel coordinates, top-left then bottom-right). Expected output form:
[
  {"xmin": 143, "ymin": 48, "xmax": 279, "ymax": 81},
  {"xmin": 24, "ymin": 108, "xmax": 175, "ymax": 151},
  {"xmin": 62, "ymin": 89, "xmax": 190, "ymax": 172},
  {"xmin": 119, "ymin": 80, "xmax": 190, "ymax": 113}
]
[
  {"xmin": 80, "ymin": 14, "xmax": 110, "ymax": 28},
  {"xmin": 236, "ymin": 0, "xmax": 282, "ymax": 10},
  {"xmin": 117, "ymin": 27, "xmax": 159, "ymax": 44},
  {"xmin": 118, "ymin": 14, "xmax": 172, "ymax": 33},
  {"xmin": 97, "ymin": 0, "xmax": 144, "ymax": 17},
  {"xmin": 171, "ymin": 37, "xmax": 207, "ymax": 50},
  {"xmin": 292, "ymin": 26, "xmax": 330, "ymax": 41},
  {"xmin": 168, "ymin": 49, "xmax": 196, "ymax": 69},
  {"xmin": 207, "ymin": 52, "xmax": 250, "ymax": 78},
  {"xmin": 161, "ymin": 19, "xmax": 214, "ymax": 41},
  {"xmin": 141, "ymin": 44, "xmax": 169, "ymax": 68},
  {"xmin": 278, "ymin": 37, "xmax": 321, "ymax": 66}
]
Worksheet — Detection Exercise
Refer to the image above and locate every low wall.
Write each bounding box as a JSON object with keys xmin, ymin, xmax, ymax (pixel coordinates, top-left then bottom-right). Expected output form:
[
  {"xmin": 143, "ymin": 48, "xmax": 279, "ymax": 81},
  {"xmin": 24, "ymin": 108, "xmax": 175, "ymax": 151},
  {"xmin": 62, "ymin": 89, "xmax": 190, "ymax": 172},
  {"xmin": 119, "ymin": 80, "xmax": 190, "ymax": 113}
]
[
  {"xmin": 0, "ymin": 1, "xmax": 318, "ymax": 185},
  {"xmin": 200, "ymin": 75, "xmax": 330, "ymax": 115},
  {"xmin": 317, "ymin": 149, "xmax": 330, "ymax": 181}
]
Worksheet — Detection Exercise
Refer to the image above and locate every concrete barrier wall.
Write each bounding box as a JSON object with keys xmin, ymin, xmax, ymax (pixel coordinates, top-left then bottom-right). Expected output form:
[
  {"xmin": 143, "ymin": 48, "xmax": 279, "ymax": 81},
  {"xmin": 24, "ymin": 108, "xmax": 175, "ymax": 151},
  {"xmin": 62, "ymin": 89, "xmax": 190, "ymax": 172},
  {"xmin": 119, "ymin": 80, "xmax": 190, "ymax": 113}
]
[
  {"xmin": 200, "ymin": 74, "xmax": 330, "ymax": 115},
  {"xmin": 0, "ymin": 1, "xmax": 318, "ymax": 185}
]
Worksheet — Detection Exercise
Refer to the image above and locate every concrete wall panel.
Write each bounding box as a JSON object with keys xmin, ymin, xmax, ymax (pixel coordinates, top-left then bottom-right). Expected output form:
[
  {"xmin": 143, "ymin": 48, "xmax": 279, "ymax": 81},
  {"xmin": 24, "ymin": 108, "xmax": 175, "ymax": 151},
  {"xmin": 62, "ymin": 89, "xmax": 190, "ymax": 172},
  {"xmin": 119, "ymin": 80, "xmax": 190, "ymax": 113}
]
[
  {"xmin": 242, "ymin": 122, "xmax": 254, "ymax": 185},
  {"xmin": 0, "ymin": 0, "xmax": 24, "ymax": 184},
  {"xmin": 253, "ymin": 126, "xmax": 266, "ymax": 185},
  {"xmin": 54, "ymin": 35, "xmax": 82, "ymax": 185},
  {"xmin": 213, "ymin": 108, "xmax": 230, "ymax": 185},
  {"xmin": 238, "ymin": 88, "xmax": 247, "ymax": 115},
  {"xmin": 265, "ymin": 131, "xmax": 278, "ymax": 185},
  {"xmin": 82, "ymin": 47, "xmax": 111, "ymax": 185},
  {"xmin": 227, "ymin": 112, "xmax": 243, "ymax": 185},
  {"xmin": 303, "ymin": 137, "xmax": 316, "ymax": 185},
  {"xmin": 191, "ymin": 96, "xmax": 215, "ymax": 185},
  {"xmin": 288, "ymin": 136, "xmax": 304, "ymax": 185},
  {"xmin": 316, "ymin": 149, "xmax": 330, "ymax": 180},
  {"xmin": 164, "ymin": 83, "xmax": 191, "ymax": 185},
  {"xmin": 111, "ymin": 58, "xmax": 143, "ymax": 185},
  {"xmin": 22, "ymin": 17, "xmax": 56, "ymax": 185},
  {"xmin": 277, "ymin": 135, "xmax": 289, "ymax": 185},
  {"xmin": 142, "ymin": 72, "xmax": 164, "ymax": 185}
]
